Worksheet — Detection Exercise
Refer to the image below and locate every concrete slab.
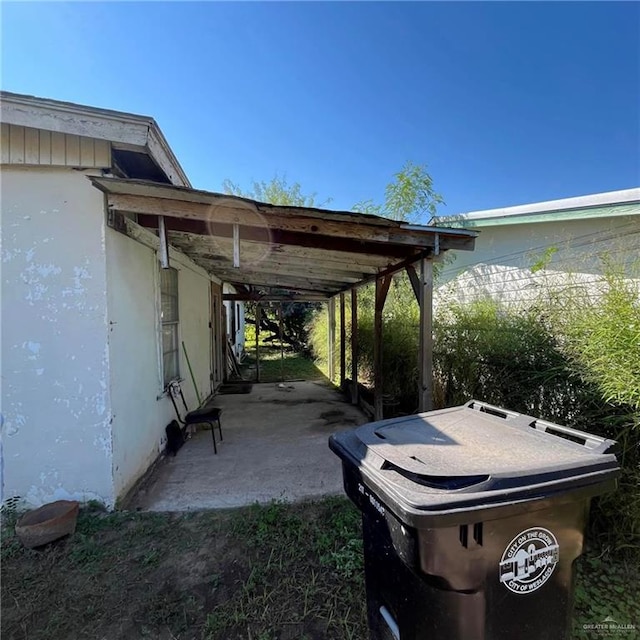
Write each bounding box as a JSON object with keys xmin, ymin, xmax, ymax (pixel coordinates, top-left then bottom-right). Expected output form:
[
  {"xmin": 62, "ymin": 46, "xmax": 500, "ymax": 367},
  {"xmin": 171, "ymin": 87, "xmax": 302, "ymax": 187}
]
[{"xmin": 131, "ymin": 380, "xmax": 369, "ymax": 511}]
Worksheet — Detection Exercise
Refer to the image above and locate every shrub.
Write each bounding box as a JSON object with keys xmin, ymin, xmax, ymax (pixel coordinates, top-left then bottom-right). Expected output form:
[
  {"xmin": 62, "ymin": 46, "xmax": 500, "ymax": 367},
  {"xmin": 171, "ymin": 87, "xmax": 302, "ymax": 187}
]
[{"xmin": 308, "ymin": 260, "xmax": 639, "ymax": 554}]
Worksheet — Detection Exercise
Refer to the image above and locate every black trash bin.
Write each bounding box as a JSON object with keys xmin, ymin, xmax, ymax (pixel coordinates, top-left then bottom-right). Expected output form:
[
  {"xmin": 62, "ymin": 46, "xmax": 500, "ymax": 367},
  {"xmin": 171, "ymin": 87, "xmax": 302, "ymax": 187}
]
[{"xmin": 329, "ymin": 400, "xmax": 619, "ymax": 640}]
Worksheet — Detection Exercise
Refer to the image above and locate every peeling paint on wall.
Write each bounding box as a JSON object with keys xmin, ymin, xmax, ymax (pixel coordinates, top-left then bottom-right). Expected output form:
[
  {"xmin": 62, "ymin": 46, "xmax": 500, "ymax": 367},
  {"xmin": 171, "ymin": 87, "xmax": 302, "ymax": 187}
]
[{"xmin": 1, "ymin": 168, "xmax": 115, "ymax": 508}]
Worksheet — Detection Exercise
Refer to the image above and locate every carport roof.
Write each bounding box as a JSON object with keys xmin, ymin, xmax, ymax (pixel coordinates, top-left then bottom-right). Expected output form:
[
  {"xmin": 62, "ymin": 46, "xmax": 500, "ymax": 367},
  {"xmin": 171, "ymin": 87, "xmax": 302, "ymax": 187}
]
[{"xmin": 91, "ymin": 176, "xmax": 478, "ymax": 297}]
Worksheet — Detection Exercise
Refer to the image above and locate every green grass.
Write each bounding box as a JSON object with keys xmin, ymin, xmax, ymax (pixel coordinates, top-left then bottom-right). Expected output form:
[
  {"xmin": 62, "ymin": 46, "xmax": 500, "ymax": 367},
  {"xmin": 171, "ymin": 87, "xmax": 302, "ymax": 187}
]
[
  {"xmin": 241, "ymin": 344, "xmax": 328, "ymax": 384},
  {"xmin": 1, "ymin": 499, "xmax": 637, "ymax": 640}
]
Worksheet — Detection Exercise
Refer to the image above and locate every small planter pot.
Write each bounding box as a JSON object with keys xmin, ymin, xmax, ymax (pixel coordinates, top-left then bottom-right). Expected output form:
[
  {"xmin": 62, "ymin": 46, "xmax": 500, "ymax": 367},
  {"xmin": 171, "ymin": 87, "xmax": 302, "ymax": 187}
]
[{"xmin": 15, "ymin": 500, "xmax": 80, "ymax": 548}]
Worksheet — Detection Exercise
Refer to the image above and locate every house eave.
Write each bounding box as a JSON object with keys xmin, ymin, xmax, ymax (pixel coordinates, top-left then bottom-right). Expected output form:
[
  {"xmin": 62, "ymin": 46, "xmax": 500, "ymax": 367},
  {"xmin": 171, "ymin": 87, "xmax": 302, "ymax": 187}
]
[{"xmin": 0, "ymin": 90, "xmax": 190, "ymax": 187}]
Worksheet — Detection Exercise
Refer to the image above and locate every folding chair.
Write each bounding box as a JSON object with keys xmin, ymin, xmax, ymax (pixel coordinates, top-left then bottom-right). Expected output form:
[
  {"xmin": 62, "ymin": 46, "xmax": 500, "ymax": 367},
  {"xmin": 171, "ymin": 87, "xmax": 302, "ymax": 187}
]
[{"xmin": 166, "ymin": 380, "xmax": 223, "ymax": 454}]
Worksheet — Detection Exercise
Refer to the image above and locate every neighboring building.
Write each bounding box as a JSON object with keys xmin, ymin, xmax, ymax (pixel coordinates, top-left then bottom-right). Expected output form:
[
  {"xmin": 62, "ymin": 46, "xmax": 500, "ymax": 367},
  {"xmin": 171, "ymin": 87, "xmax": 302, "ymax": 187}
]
[
  {"xmin": 0, "ymin": 92, "xmax": 234, "ymax": 507},
  {"xmin": 433, "ymin": 189, "xmax": 640, "ymax": 307}
]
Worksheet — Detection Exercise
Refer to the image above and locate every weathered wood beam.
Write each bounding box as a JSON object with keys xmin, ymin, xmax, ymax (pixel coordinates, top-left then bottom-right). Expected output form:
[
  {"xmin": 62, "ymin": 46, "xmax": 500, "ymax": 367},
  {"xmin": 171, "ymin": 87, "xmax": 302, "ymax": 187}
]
[
  {"xmin": 339, "ymin": 250, "xmax": 431, "ymax": 293},
  {"xmin": 328, "ymin": 298, "xmax": 336, "ymax": 383},
  {"xmin": 136, "ymin": 214, "xmax": 436, "ymax": 258},
  {"xmin": 255, "ymin": 304, "xmax": 261, "ymax": 383},
  {"xmin": 167, "ymin": 232, "xmax": 396, "ymax": 268},
  {"xmin": 109, "ymin": 193, "xmax": 400, "ymax": 243},
  {"xmin": 113, "ymin": 192, "xmax": 476, "ymax": 250},
  {"xmin": 279, "ymin": 303, "xmax": 285, "ymax": 383},
  {"xmin": 232, "ymin": 223, "xmax": 240, "ymax": 268},
  {"xmin": 170, "ymin": 245, "xmax": 381, "ymax": 277},
  {"xmin": 158, "ymin": 215, "xmax": 170, "ymax": 268},
  {"xmin": 405, "ymin": 264, "xmax": 421, "ymax": 302},
  {"xmin": 223, "ymin": 293, "xmax": 329, "ymax": 302},
  {"xmin": 351, "ymin": 288, "xmax": 358, "ymax": 405},
  {"xmin": 339, "ymin": 292, "xmax": 346, "ymax": 388},
  {"xmin": 418, "ymin": 258, "xmax": 434, "ymax": 412},
  {"xmin": 194, "ymin": 256, "xmax": 366, "ymax": 283},
  {"xmin": 373, "ymin": 275, "xmax": 392, "ymax": 421},
  {"xmin": 201, "ymin": 268, "xmax": 345, "ymax": 292},
  {"xmin": 223, "ymin": 280, "xmax": 339, "ymax": 296}
]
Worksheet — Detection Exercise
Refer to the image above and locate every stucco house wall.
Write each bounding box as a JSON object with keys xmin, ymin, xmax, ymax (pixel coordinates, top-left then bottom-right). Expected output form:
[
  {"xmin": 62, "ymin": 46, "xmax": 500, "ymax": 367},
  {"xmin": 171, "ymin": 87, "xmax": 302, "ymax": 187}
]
[
  {"xmin": 0, "ymin": 92, "xmax": 229, "ymax": 509},
  {"xmin": 106, "ymin": 228, "xmax": 214, "ymax": 500},
  {"xmin": 1, "ymin": 167, "xmax": 114, "ymax": 506}
]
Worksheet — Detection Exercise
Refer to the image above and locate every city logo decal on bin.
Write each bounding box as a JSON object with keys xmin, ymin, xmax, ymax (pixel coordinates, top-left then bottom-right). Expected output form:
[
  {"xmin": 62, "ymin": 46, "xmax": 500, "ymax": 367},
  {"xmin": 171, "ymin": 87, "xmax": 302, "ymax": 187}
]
[{"xmin": 499, "ymin": 527, "xmax": 559, "ymax": 594}]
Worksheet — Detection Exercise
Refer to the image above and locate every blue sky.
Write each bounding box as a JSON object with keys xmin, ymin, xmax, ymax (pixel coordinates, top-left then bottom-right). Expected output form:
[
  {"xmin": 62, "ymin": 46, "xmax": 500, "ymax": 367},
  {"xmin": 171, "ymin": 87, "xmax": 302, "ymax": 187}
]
[{"xmin": 2, "ymin": 2, "xmax": 639, "ymax": 217}]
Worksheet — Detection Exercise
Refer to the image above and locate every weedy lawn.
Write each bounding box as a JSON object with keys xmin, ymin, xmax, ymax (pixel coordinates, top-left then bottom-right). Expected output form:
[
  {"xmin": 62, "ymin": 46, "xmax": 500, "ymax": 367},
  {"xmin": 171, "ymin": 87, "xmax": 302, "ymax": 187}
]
[{"xmin": 1, "ymin": 498, "xmax": 637, "ymax": 639}]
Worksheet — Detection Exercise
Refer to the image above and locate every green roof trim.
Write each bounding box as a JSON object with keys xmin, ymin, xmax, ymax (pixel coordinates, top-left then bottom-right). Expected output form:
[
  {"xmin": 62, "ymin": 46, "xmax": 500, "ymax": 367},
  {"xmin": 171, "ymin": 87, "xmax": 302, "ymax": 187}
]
[{"xmin": 438, "ymin": 203, "xmax": 640, "ymax": 229}]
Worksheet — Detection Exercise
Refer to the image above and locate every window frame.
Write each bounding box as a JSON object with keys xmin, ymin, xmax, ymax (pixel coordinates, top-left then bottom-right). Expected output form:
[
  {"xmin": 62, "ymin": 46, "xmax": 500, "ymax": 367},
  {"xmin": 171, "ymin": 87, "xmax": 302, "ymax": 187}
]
[{"xmin": 160, "ymin": 266, "xmax": 180, "ymax": 387}]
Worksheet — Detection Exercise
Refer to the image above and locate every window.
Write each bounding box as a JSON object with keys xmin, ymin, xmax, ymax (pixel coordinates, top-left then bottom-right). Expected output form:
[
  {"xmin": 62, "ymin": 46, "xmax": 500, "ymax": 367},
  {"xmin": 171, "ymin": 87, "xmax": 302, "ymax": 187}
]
[{"xmin": 160, "ymin": 267, "xmax": 179, "ymax": 385}]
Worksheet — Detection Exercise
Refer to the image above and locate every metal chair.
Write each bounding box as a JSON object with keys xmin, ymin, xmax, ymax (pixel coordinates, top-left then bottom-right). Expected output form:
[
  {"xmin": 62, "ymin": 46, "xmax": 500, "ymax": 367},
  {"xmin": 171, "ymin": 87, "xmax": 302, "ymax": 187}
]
[{"xmin": 166, "ymin": 380, "xmax": 223, "ymax": 454}]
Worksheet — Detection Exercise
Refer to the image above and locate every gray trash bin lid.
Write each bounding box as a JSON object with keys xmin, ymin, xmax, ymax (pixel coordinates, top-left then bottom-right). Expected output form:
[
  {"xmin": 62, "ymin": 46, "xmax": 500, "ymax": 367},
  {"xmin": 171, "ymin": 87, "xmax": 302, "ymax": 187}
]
[{"xmin": 329, "ymin": 400, "xmax": 619, "ymax": 522}]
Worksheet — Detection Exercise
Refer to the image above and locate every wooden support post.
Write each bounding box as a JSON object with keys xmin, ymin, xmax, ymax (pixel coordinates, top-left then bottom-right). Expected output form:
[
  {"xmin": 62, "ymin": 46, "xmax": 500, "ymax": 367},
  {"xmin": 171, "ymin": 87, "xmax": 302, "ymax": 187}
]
[
  {"xmin": 339, "ymin": 292, "xmax": 346, "ymax": 389},
  {"xmin": 418, "ymin": 258, "xmax": 434, "ymax": 412},
  {"xmin": 351, "ymin": 288, "xmax": 358, "ymax": 405},
  {"xmin": 327, "ymin": 297, "xmax": 336, "ymax": 382},
  {"xmin": 279, "ymin": 303, "xmax": 285, "ymax": 382},
  {"xmin": 374, "ymin": 275, "xmax": 392, "ymax": 420},
  {"xmin": 255, "ymin": 304, "xmax": 261, "ymax": 383},
  {"xmin": 405, "ymin": 263, "xmax": 421, "ymax": 302},
  {"xmin": 232, "ymin": 223, "xmax": 240, "ymax": 268},
  {"xmin": 158, "ymin": 215, "xmax": 170, "ymax": 269}
]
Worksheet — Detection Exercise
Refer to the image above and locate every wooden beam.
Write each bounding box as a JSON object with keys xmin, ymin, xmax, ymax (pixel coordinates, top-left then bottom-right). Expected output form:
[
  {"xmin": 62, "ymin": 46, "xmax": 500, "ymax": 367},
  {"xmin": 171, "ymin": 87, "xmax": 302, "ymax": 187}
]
[
  {"xmin": 418, "ymin": 258, "xmax": 434, "ymax": 412},
  {"xmin": 137, "ymin": 214, "xmax": 426, "ymax": 259},
  {"xmin": 339, "ymin": 292, "xmax": 346, "ymax": 388},
  {"xmin": 108, "ymin": 192, "xmax": 397, "ymax": 243},
  {"xmin": 196, "ymin": 257, "xmax": 366, "ymax": 283},
  {"xmin": 351, "ymin": 288, "xmax": 358, "ymax": 405},
  {"xmin": 405, "ymin": 264, "xmax": 420, "ymax": 302},
  {"xmin": 168, "ymin": 232, "xmax": 395, "ymax": 268},
  {"xmin": 279, "ymin": 303, "xmax": 285, "ymax": 383},
  {"xmin": 206, "ymin": 270, "xmax": 343, "ymax": 293},
  {"xmin": 158, "ymin": 215, "xmax": 170, "ymax": 269},
  {"xmin": 109, "ymin": 191, "xmax": 476, "ymax": 250},
  {"xmin": 187, "ymin": 251, "xmax": 379, "ymax": 278},
  {"xmin": 255, "ymin": 304, "xmax": 261, "ymax": 383},
  {"xmin": 340, "ymin": 250, "xmax": 431, "ymax": 294},
  {"xmin": 328, "ymin": 297, "xmax": 336, "ymax": 383},
  {"xmin": 223, "ymin": 293, "xmax": 329, "ymax": 302},
  {"xmin": 232, "ymin": 223, "xmax": 240, "ymax": 268},
  {"xmin": 373, "ymin": 275, "xmax": 392, "ymax": 421},
  {"xmin": 376, "ymin": 274, "xmax": 393, "ymax": 310}
]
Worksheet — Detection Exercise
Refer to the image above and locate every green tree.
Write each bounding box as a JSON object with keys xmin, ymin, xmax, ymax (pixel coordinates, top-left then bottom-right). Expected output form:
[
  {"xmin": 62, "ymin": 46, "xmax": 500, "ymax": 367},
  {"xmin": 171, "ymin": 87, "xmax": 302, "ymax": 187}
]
[
  {"xmin": 222, "ymin": 173, "xmax": 331, "ymax": 207},
  {"xmin": 353, "ymin": 161, "xmax": 444, "ymax": 223},
  {"xmin": 221, "ymin": 173, "xmax": 331, "ymax": 350}
]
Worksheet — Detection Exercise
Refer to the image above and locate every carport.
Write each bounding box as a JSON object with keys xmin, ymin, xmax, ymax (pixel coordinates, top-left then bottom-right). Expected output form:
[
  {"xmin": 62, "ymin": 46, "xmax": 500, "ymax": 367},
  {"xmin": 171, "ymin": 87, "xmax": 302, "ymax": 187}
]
[
  {"xmin": 91, "ymin": 176, "xmax": 477, "ymax": 420},
  {"xmin": 92, "ymin": 176, "xmax": 476, "ymax": 509}
]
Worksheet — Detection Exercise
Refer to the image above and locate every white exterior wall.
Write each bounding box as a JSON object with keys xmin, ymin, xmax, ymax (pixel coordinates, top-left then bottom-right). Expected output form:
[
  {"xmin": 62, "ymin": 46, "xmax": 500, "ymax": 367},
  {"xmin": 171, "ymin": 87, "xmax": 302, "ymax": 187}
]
[
  {"xmin": 439, "ymin": 216, "xmax": 638, "ymax": 283},
  {"xmin": 1, "ymin": 167, "xmax": 113, "ymax": 506},
  {"xmin": 437, "ymin": 216, "xmax": 639, "ymax": 305},
  {"xmin": 106, "ymin": 229, "xmax": 213, "ymax": 500},
  {"xmin": 222, "ymin": 284, "xmax": 245, "ymax": 360}
]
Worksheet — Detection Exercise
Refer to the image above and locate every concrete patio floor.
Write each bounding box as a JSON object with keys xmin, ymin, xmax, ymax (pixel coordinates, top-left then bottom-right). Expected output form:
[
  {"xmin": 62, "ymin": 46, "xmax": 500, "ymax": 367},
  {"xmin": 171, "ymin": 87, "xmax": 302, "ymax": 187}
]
[{"xmin": 131, "ymin": 380, "xmax": 369, "ymax": 511}]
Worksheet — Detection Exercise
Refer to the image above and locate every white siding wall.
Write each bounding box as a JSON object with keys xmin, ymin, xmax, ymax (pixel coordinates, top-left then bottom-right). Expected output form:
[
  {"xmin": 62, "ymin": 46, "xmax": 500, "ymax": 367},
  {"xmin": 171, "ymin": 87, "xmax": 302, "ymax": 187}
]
[
  {"xmin": 106, "ymin": 230, "xmax": 213, "ymax": 500},
  {"xmin": 436, "ymin": 216, "xmax": 639, "ymax": 307},
  {"xmin": 0, "ymin": 167, "xmax": 113, "ymax": 506},
  {"xmin": 439, "ymin": 216, "xmax": 638, "ymax": 284}
]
